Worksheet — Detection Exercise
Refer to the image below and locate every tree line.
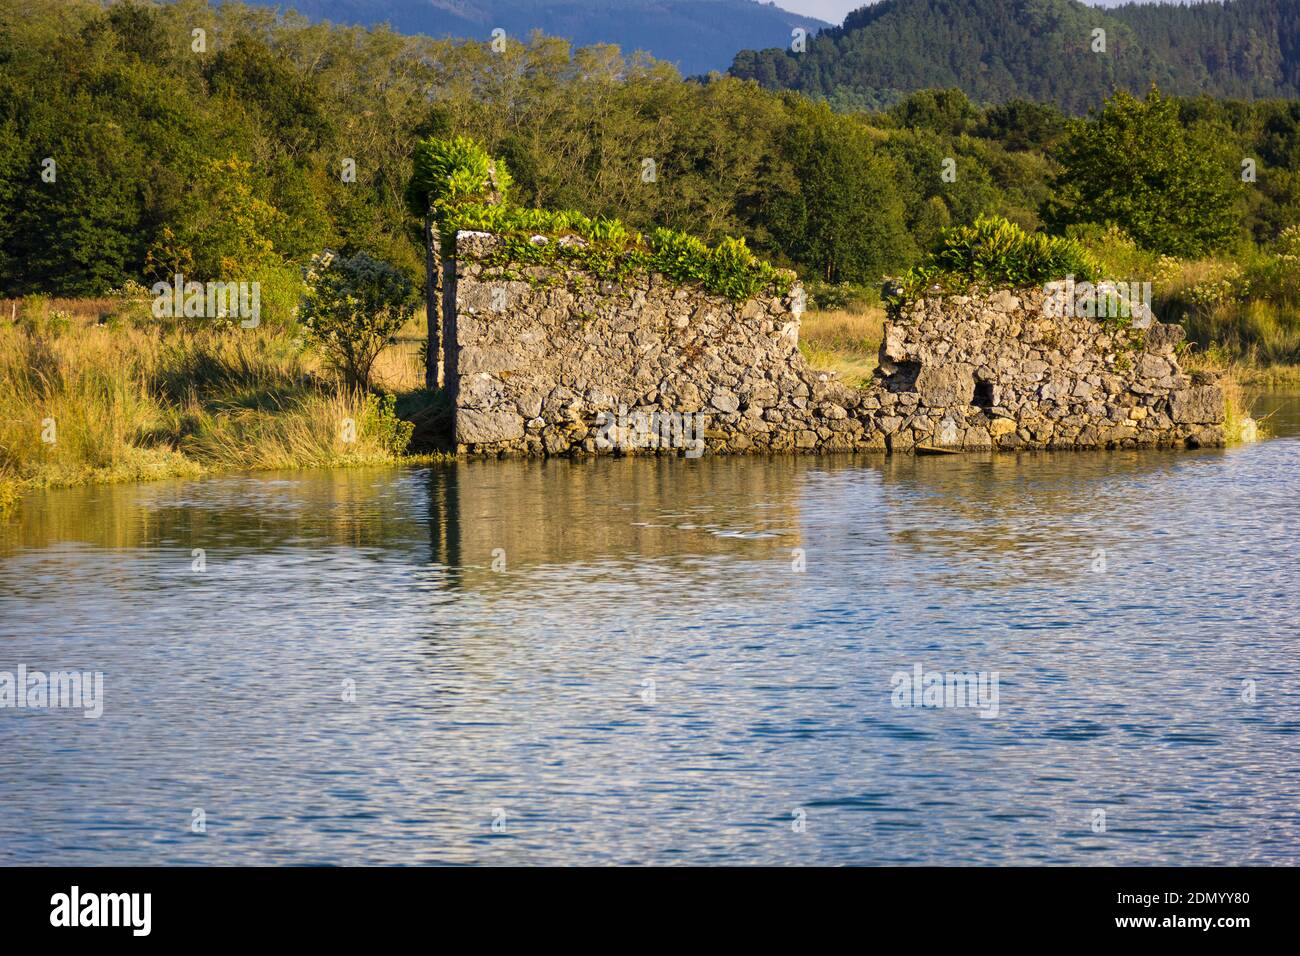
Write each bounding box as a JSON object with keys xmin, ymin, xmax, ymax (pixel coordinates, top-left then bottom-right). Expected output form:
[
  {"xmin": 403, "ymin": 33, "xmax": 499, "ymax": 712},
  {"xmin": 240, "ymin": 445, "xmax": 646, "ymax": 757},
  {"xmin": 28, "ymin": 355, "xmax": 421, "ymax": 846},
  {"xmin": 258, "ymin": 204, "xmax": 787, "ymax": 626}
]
[{"xmin": 1, "ymin": 0, "xmax": 1298, "ymax": 303}]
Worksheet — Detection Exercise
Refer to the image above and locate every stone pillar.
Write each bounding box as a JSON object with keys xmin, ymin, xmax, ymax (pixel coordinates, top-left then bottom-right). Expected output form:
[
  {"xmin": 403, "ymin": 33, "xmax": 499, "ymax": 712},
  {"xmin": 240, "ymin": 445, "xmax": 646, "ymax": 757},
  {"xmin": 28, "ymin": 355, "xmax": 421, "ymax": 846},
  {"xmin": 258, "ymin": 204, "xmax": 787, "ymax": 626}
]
[
  {"xmin": 441, "ymin": 254, "xmax": 458, "ymax": 402},
  {"xmin": 424, "ymin": 211, "xmax": 441, "ymax": 390}
]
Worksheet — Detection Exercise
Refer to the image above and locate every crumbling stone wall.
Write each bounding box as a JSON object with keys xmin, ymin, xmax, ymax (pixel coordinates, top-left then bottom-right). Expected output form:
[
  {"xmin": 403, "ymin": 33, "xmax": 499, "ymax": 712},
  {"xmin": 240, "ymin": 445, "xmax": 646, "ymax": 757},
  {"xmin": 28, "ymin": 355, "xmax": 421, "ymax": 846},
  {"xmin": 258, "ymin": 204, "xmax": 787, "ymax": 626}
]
[
  {"xmin": 876, "ymin": 286, "xmax": 1226, "ymax": 451},
  {"xmin": 448, "ymin": 232, "xmax": 1225, "ymax": 457},
  {"xmin": 449, "ymin": 232, "xmax": 864, "ymax": 457}
]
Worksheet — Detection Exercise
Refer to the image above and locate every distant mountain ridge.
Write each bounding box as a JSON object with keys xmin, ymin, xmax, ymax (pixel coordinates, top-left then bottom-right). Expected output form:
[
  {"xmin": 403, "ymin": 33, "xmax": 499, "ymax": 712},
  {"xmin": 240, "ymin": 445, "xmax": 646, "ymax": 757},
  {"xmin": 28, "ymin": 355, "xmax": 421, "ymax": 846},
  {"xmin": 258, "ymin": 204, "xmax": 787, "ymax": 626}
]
[
  {"xmin": 229, "ymin": 0, "xmax": 830, "ymax": 75},
  {"xmin": 728, "ymin": 0, "xmax": 1300, "ymax": 112}
]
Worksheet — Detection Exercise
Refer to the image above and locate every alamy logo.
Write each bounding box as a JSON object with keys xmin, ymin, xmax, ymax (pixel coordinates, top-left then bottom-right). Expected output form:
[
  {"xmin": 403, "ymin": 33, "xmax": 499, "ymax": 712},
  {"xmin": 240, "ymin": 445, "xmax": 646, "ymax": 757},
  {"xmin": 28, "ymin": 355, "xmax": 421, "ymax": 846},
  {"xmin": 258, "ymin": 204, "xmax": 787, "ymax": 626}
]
[
  {"xmin": 151, "ymin": 273, "xmax": 260, "ymax": 328},
  {"xmin": 50, "ymin": 886, "xmax": 151, "ymax": 936},
  {"xmin": 0, "ymin": 665, "xmax": 103, "ymax": 718},
  {"xmin": 594, "ymin": 405, "xmax": 706, "ymax": 457},
  {"xmin": 891, "ymin": 663, "xmax": 999, "ymax": 719},
  {"xmin": 1043, "ymin": 275, "xmax": 1153, "ymax": 325}
]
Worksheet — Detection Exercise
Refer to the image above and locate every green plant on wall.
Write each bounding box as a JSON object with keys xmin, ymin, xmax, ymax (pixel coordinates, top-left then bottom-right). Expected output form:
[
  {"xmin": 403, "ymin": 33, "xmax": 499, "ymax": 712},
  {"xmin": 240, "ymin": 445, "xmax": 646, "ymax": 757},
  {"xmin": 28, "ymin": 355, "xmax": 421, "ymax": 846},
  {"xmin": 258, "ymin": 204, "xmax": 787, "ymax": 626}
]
[
  {"xmin": 406, "ymin": 136, "xmax": 513, "ymax": 224},
  {"xmin": 410, "ymin": 136, "xmax": 792, "ymax": 311},
  {"xmin": 893, "ymin": 215, "xmax": 1099, "ymax": 303},
  {"xmin": 453, "ymin": 206, "xmax": 793, "ymax": 301}
]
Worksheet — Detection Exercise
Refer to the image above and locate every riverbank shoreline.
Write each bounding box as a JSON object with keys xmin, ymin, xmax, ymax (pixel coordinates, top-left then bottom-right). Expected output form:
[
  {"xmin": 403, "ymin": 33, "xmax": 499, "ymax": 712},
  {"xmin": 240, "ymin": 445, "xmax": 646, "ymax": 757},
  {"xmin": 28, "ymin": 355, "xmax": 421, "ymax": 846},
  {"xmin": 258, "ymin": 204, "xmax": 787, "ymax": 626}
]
[
  {"xmin": 0, "ymin": 304, "xmax": 452, "ymax": 515},
  {"xmin": 0, "ymin": 293, "xmax": 1281, "ymax": 515}
]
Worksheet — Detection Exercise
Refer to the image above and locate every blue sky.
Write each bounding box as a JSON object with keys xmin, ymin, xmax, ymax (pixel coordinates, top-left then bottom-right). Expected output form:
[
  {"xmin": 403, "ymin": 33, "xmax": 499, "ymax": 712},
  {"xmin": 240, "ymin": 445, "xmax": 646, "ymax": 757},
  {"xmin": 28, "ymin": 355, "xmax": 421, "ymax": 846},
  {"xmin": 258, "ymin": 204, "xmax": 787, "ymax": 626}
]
[{"xmin": 776, "ymin": 0, "xmax": 865, "ymax": 20}]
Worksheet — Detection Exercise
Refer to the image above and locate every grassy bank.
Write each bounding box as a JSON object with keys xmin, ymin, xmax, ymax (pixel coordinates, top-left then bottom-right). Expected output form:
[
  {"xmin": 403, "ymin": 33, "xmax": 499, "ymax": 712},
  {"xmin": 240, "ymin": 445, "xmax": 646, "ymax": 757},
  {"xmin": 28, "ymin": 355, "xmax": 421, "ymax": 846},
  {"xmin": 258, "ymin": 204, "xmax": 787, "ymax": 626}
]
[
  {"xmin": 798, "ymin": 282, "xmax": 887, "ymax": 386},
  {"xmin": 1076, "ymin": 226, "xmax": 1300, "ymax": 389},
  {"xmin": 0, "ymin": 299, "xmax": 445, "ymax": 514}
]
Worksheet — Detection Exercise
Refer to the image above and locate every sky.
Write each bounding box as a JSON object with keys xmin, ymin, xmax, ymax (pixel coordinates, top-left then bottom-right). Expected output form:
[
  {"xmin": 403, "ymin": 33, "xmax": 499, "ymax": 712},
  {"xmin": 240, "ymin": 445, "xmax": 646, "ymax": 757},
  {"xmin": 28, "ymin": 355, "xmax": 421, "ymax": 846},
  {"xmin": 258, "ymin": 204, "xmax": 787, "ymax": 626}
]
[
  {"xmin": 776, "ymin": 0, "xmax": 1169, "ymax": 27},
  {"xmin": 774, "ymin": 0, "xmax": 865, "ymax": 20}
]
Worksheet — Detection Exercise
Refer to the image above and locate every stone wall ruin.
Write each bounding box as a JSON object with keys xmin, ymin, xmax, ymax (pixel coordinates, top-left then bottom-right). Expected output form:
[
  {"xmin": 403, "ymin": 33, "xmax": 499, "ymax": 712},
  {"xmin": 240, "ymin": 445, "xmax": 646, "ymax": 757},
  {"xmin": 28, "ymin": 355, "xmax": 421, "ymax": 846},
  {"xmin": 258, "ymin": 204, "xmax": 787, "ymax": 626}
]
[{"xmin": 447, "ymin": 231, "xmax": 1226, "ymax": 457}]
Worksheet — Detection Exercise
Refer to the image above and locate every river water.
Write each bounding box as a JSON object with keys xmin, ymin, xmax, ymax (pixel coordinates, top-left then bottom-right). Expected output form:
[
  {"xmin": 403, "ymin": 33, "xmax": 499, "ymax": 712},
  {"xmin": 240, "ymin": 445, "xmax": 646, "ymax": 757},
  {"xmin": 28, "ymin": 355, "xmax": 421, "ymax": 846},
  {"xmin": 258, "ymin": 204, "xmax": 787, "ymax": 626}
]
[{"xmin": 2, "ymin": 394, "xmax": 1297, "ymax": 865}]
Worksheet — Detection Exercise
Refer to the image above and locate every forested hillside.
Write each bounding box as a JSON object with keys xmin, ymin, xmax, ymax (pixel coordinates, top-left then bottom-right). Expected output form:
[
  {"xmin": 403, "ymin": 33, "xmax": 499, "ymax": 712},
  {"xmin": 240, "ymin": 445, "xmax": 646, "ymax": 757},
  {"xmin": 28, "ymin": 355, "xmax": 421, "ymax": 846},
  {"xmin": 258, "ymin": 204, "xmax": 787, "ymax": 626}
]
[
  {"xmin": 227, "ymin": 0, "xmax": 829, "ymax": 76},
  {"xmin": 729, "ymin": 0, "xmax": 1300, "ymax": 112},
  {"xmin": 2, "ymin": 0, "xmax": 1298, "ymax": 301}
]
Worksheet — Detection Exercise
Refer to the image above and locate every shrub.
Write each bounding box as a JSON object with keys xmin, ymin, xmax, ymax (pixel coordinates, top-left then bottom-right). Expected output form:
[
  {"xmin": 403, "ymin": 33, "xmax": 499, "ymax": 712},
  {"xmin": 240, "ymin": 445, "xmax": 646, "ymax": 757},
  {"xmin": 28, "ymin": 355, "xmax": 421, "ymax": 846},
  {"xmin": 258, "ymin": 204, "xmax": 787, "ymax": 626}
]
[
  {"xmin": 298, "ymin": 251, "xmax": 417, "ymax": 390},
  {"xmin": 18, "ymin": 293, "xmax": 49, "ymax": 325},
  {"xmin": 1064, "ymin": 223, "xmax": 1179, "ymax": 285},
  {"xmin": 1276, "ymin": 225, "xmax": 1300, "ymax": 259},
  {"xmin": 252, "ymin": 261, "xmax": 307, "ymax": 328},
  {"xmin": 805, "ymin": 280, "xmax": 880, "ymax": 313},
  {"xmin": 895, "ymin": 215, "xmax": 1098, "ymax": 300},
  {"xmin": 360, "ymin": 392, "xmax": 414, "ymax": 457},
  {"xmin": 447, "ymin": 201, "xmax": 793, "ymax": 302},
  {"xmin": 412, "ymin": 136, "xmax": 792, "ymax": 302}
]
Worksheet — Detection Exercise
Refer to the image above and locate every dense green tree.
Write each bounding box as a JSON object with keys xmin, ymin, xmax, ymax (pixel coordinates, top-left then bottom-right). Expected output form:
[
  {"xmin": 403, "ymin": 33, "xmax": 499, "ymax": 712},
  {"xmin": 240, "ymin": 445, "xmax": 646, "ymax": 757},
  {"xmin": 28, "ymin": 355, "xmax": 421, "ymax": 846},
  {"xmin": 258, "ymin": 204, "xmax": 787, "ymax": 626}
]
[
  {"xmin": 205, "ymin": 37, "xmax": 336, "ymax": 159},
  {"xmin": 145, "ymin": 158, "xmax": 285, "ymax": 281},
  {"xmin": 1045, "ymin": 89, "xmax": 1245, "ymax": 257},
  {"xmin": 3, "ymin": 99, "xmax": 150, "ymax": 295},
  {"xmin": 888, "ymin": 89, "xmax": 981, "ymax": 136},
  {"xmin": 880, "ymin": 129, "xmax": 1002, "ymax": 248},
  {"xmin": 979, "ymin": 99, "xmax": 1067, "ymax": 152},
  {"xmin": 760, "ymin": 102, "xmax": 914, "ymax": 282}
]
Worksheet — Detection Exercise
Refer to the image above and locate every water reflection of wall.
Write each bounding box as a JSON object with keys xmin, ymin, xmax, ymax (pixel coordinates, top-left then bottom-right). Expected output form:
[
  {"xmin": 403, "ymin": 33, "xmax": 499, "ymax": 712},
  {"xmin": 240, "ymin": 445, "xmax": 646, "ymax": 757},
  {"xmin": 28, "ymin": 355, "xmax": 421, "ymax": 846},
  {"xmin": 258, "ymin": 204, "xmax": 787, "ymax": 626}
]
[
  {"xmin": 428, "ymin": 456, "xmax": 822, "ymax": 584},
  {"xmin": 871, "ymin": 446, "xmax": 1231, "ymax": 587}
]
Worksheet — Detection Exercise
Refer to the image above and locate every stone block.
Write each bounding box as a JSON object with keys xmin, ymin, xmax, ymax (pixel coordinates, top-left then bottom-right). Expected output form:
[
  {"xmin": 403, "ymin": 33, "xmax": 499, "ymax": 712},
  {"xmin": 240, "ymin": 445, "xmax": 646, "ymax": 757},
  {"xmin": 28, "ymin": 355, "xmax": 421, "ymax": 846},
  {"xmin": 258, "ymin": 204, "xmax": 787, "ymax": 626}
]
[
  {"xmin": 1170, "ymin": 386, "xmax": 1225, "ymax": 424},
  {"xmin": 455, "ymin": 408, "xmax": 525, "ymax": 444}
]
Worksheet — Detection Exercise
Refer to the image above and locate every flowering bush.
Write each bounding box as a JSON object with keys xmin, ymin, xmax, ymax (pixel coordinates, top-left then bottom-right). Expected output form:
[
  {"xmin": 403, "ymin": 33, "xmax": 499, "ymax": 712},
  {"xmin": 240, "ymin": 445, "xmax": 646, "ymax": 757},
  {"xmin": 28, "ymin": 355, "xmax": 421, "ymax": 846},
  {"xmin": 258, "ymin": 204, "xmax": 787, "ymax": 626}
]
[
  {"xmin": 1276, "ymin": 225, "xmax": 1300, "ymax": 260},
  {"xmin": 1185, "ymin": 264, "xmax": 1245, "ymax": 310}
]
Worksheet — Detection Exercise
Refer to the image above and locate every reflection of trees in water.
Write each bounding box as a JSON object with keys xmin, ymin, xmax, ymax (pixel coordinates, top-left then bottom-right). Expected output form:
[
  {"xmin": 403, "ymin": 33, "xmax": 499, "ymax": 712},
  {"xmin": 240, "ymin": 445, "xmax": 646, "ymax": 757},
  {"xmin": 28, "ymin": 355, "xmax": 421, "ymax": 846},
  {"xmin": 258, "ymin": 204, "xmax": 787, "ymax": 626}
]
[
  {"xmin": 424, "ymin": 448, "xmax": 1233, "ymax": 598},
  {"xmin": 2, "ymin": 441, "xmax": 1245, "ymax": 608}
]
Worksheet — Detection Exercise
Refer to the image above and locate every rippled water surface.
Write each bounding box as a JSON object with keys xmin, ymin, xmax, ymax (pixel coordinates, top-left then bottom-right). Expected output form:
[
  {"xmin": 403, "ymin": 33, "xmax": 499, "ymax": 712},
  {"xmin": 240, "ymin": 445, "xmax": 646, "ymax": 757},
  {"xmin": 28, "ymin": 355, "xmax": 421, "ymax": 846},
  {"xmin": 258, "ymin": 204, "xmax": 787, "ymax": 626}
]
[{"xmin": 2, "ymin": 394, "xmax": 1298, "ymax": 865}]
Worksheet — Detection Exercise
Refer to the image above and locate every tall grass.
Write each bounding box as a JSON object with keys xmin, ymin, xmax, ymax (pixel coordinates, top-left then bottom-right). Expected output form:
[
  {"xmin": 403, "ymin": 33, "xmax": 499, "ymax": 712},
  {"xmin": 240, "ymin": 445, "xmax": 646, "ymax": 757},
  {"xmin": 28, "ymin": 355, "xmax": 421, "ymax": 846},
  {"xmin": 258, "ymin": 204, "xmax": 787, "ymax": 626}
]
[
  {"xmin": 0, "ymin": 309, "xmax": 429, "ymax": 507},
  {"xmin": 799, "ymin": 307, "xmax": 885, "ymax": 387},
  {"xmin": 1078, "ymin": 231, "xmax": 1299, "ymax": 370},
  {"xmin": 1181, "ymin": 350, "xmax": 1266, "ymax": 443},
  {"xmin": 1072, "ymin": 225, "xmax": 1300, "ymax": 385},
  {"xmin": 1176, "ymin": 297, "xmax": 1300, "ymax": 367}
]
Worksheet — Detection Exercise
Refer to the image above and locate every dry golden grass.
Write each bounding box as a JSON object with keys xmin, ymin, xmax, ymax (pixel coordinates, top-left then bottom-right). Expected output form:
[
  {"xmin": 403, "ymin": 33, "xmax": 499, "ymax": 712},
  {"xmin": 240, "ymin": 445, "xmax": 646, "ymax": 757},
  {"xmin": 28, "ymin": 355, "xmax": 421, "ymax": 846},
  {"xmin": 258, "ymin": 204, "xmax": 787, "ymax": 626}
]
[
  {"xmin": 0, "ymin": 473, "xmax": 18, "ymax": 516},
  {"xmin": 371, "ymin": 308, "xmax": 428, "ymax": 392},
  {"xmin": 1234, "ymin": 363, "xmax": 1300, "ymax": 387},
  {"xmin": 0, "ymin": 296, "xmax": 123, "ymax": 326},
  {"xmin": 0, "ymin": 303, "xmax": 435, "ymax": 508},
  {"xmin": 1181, "ymin": 349, "xmax": 1269, "ymax": 442},
  {"xmin": 798, "ymin": 307, "xmax": 885, "ymax": 387}
]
